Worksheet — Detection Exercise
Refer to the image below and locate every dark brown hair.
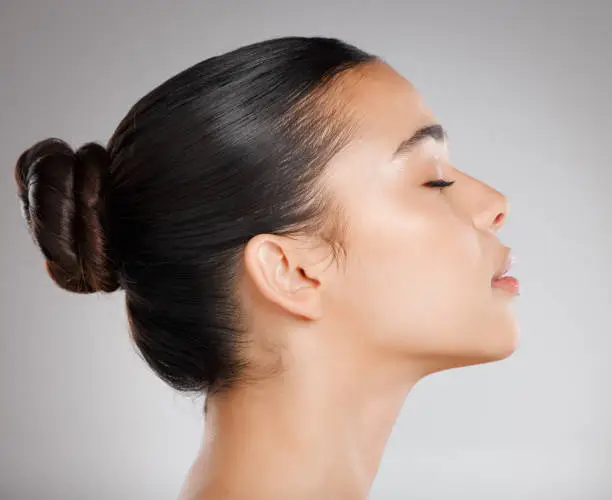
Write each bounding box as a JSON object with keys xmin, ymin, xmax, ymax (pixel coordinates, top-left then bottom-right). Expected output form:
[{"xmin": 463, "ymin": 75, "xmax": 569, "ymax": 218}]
[{"xmin": 15, "ymin": 36, "xmax": 378, "ymax": 396}]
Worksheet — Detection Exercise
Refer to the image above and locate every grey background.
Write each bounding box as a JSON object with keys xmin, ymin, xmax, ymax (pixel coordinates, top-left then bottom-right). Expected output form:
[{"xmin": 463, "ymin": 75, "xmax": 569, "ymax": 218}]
[{"xmin": 1, "ymin": 1, "xmax": 611, "ymax": 499}]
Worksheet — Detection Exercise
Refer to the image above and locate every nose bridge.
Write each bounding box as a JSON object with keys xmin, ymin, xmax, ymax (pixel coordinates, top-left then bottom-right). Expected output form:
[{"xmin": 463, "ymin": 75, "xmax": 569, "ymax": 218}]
[{"xmin": 462, "ymin": 173, "xmax": 509, "ymax": 233}]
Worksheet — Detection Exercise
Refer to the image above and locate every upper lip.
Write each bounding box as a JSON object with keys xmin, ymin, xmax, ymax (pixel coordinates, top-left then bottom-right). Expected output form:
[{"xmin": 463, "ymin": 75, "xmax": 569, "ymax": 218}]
[{"xmin": 492, "ymin": 248, "xmax": 513, "ymax": 280}]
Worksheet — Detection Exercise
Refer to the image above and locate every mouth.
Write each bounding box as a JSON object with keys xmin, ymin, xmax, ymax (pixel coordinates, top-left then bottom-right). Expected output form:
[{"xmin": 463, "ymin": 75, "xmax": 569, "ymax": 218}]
[{"xmin": 491, "ymin": 250, "xmax": 520, "ymax": 295}]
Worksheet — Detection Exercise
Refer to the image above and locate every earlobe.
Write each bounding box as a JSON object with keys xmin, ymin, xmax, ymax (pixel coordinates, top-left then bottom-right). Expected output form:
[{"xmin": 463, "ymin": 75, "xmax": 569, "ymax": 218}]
[{"xmin": 243, "ymin": 234, "xmax": 323, "ymax": 321}]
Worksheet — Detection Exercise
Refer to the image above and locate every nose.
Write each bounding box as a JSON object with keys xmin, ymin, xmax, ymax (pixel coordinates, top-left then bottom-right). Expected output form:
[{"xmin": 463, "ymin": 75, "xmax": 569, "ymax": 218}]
[{"xmin": 472, "ymin": 184, "xmax": 510, "ymax": 234}]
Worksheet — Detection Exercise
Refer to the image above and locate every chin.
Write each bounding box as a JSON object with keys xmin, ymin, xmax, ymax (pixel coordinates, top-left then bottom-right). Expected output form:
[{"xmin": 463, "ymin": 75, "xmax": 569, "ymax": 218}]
[
  {"xmin": 466, "ymin": 325, "xmax": 521, "ymax": 367},
  {"xmin": 492, "ymin": 316, "xmax": 521, "ymax": 359},
  {"xmin": 428, "ymin": 327, "xmax": 520, "ymax": 374}
]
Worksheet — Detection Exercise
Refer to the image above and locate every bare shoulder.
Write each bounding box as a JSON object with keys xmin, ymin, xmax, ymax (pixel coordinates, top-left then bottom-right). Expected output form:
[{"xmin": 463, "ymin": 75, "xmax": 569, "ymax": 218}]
[
  {"xmin": 177, "ymin": 481, "xmax": 230, "ymax": 500},
  {"xmin": 176, "ymin": 455, "xmax": 211, "ymax": 500},
  {"xmin": 177, "ymin": 479, "xmax": 210, "ymax": 500}
]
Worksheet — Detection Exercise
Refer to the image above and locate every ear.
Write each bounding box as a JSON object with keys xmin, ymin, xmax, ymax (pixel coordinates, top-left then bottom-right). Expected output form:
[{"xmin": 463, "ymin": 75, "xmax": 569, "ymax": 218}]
[{"xmin": 243, "ymin": 234, "xmax": 323, "ymax": 321}]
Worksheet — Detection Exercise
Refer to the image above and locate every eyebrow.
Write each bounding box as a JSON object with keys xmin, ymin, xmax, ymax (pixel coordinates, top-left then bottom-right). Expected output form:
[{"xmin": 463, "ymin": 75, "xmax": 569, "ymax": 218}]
[{"xmin": 392, "ymin": 124, "xmax": 448, "ymax": 158}]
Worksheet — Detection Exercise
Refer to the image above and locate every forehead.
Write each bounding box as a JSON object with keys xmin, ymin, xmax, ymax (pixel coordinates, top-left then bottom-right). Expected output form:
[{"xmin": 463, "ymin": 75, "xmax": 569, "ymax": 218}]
[
  {"xmin": 337, "ymin": 61, "xmax": 437, "ymax": 150},
  {"xmin": 318, "ymin": 63, "xmax": 442, "ymax": 214},
  {"xmin": 322, "ymin": 61, "xmax": 439, "ymax": 180}
]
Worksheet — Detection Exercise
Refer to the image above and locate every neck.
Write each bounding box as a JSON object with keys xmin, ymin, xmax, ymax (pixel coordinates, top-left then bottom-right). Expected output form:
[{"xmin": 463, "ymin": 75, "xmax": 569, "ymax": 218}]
[{"xmin": 186, "ymin": 330, "xmax": 430, "ymax": 500}]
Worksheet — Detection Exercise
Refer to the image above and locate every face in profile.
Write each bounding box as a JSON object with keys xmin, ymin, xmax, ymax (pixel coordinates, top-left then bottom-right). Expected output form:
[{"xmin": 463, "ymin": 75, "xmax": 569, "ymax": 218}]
[{"xmin": 308, "ymin": 61, "xmax": 519, "ymax": 375}]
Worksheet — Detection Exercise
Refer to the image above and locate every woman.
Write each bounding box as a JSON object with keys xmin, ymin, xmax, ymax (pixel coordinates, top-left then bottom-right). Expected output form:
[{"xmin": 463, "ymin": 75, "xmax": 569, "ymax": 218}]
[{"xmin": 15, "ymin": 36, "xmax": 519, "ymax": 500}]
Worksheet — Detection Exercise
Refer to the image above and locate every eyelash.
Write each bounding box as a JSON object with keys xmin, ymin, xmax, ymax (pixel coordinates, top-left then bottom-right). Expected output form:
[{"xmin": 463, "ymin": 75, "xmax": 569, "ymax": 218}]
[{"xmin": 424, "ymin": 179, "xmax": 456, "ymax": 189}]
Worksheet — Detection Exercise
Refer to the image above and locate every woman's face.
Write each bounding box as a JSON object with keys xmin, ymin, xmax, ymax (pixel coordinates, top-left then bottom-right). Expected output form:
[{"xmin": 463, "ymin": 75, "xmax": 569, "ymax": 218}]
[{"xmin": 322, "ymin": 62, "xmax": 519, "ymax": 371}]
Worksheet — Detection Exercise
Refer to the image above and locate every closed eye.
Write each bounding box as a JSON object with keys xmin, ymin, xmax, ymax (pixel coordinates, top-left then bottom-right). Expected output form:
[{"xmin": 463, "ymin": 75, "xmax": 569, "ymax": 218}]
[{"xmin": 424, "ymin": 179, "xmax": 456, "ymax": 189}]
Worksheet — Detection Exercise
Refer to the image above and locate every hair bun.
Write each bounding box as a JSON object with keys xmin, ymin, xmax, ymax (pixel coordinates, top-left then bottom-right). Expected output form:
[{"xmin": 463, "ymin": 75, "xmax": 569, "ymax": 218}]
[{"xmin": 15, "ymin": 138, "xmax": 119, "ymax": 293}]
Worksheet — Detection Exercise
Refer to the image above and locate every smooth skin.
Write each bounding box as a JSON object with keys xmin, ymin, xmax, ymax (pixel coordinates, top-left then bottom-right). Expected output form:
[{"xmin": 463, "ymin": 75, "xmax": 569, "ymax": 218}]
[{"xmin": 178, "ymin": 61, "xmax": 519, "ymax": 500}]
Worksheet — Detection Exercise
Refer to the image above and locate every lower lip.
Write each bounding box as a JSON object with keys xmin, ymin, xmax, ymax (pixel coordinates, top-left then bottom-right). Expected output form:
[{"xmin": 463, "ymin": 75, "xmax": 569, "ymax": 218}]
[{"xmin": 491, "ymin": 276, "xmax": 520, "ymax": 295}]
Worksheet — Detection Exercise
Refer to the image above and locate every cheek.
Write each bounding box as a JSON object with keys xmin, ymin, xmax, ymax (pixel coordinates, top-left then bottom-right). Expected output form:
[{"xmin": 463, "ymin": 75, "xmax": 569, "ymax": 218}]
[{"xmin": 339, "ymin": 209, "xmax": 487, "ymax": 347}]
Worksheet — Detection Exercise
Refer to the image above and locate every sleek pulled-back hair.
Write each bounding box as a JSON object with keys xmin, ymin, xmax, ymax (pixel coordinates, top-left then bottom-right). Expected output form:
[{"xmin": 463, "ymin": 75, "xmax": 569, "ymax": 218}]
[{"xmin": 14, "ymin": 36, "xmax": 378, "ymax": 395}]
